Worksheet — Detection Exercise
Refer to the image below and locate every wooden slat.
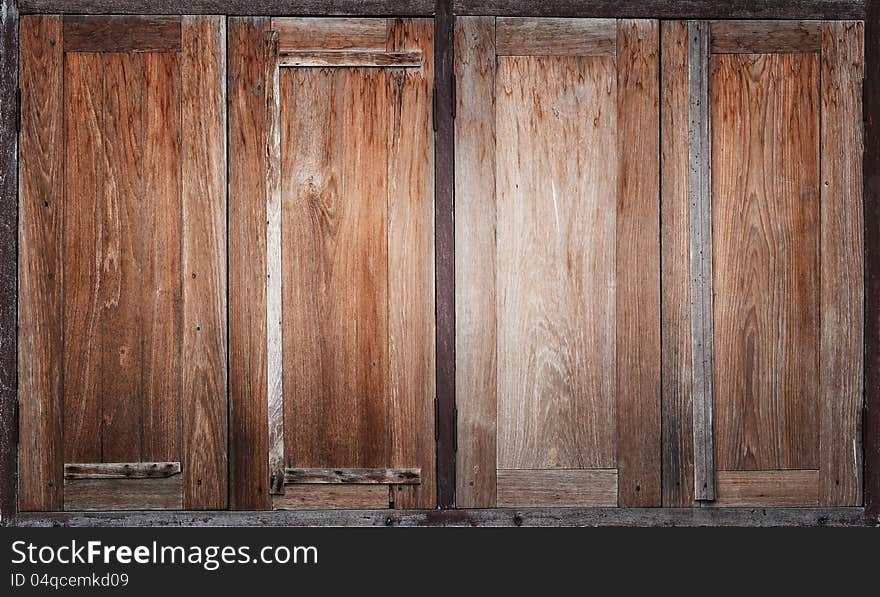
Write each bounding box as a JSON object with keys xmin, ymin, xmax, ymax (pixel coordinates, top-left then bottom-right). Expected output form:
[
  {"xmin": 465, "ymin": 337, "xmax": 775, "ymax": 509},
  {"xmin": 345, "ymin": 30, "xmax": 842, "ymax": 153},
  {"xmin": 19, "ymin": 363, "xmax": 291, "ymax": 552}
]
[
  {"xmin": 687, "ymin": 20, "xmax": 715, "ymax": 502},
  {"xmin": 285, "ymin": 468, "xmax": 420, "ymax": 484},
  {"xmin": 228, "ymin": 17, "xmax": 270, "ymax": 510},
  {"xmin": 386, "ymin": 18, "xmax": 435, "ymax": 509},
  {"xmin": 64, "ymin": 462, "xmax": 181, "ymax": 480},
  {"xmin": 820, "ymin": 22, "xmax": 864, "ymax": 506},
  {"xmin": 497, "ymin": 470, "xmax": 618, "ymax": 507},
  {"xmin": 142, "ymin": 52, "xmax": 182, "ymax": 463},
  {"xmin": 710, "ymin": 20, "xmax": 821, "ymax": 54},
  {"xmin": 62, "ymin": 16, "xmax": 181, "ymax": 53},
  {"xmin": 712, "ymin": 52, "xmax": 820, "ymax": 471},
  {"xmin": 18, "ymin": 15, "xmax": 64, "ymax": 511},
  {"xmin": 272, "ymin": 485, "xmax": 390, "ymax": 510},
  {"xmin": 271, "ymin": 17, "xmax": 387, "ymax": 52},
  {"xmin": 64, "ymin": 477, "xmax": 183, "ymax": 510},
  {"xmin": 277, "ymin": 50, "xmax": 422, "ymax": 68},
  {"xmin": 62, "ymin": 51, "xmax": 103, "ymax": 465},
  {"xmin": 616, "ymin": 19, "xmax": 661, "ymax": 507},
  {"xmin": 660, "ymin": 20, "xmax": 695, "ymax": 507},
  {"xmin": 180, "ymin": 16, "xmax": 227, "ymax": 509},
  {"xmin": 454, "ymin": 16, "xmax": 496, "ymax": 508},
  {"xmin": 100, "ymin": 52, "xmax": 145, "ymax": 463},
  {"xmin": 711, "ymin": 470, "xmax": 820, "ymax": 507},
  {"xmin": 495, "ymin": 17, "xmax": 616, "ymax": 56}
]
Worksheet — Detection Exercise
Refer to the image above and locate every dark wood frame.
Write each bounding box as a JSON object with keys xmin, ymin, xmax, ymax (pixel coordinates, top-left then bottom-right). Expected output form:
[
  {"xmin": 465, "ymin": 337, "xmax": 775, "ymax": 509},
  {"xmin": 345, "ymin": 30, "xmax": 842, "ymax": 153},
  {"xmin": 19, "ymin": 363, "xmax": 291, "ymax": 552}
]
[{"xmin": 1, "ymin": 0, "xmax": 877, "ymax": 526}]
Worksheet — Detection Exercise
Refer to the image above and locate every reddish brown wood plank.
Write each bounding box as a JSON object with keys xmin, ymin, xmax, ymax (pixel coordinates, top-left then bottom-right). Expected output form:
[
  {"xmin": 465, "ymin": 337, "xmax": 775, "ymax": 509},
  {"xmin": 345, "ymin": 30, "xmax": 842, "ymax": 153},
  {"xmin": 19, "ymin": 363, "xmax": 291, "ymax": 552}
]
[
  {"xmin": 271, "ymin": 17, "xmax": 388, "ymax": 52},
  {"xmin": 272, "ymin": 485, "xmax": 390, "ymax": 510},
  {"xmin": 495, "ymin": 17, "xmax": 616, "ymax": 56},
  {"xmin": 710, "ymin": 20, "xmax": 822, "ymax": 54},
  {"xmin": 64, "ymin": 476, "xmax": 183, "ymax": 510},
  {"xmin": 711, "ymin": 470, "xmax": 819, "ymax": 507},
  {"xmin": 63, "ymin": 16, "xmax": 181, "ymax": 52}
]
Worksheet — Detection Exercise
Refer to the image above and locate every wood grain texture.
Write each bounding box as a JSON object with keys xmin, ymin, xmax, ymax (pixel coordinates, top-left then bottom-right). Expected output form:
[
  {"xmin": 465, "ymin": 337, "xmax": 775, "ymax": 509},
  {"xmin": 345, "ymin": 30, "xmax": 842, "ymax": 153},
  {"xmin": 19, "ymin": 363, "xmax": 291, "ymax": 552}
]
[
  {"xmin": 712, "ymin": 52, "xmax": 820, "ymax": 471},
  {"xmin": 819, "ymin": 22, "xmax": 864, "ymax": 506},
  {"xmin": 497, "ymin": 470, "xmax": 618, "ymax": 507},
  {"xmin": 660, "ymin": 20, "xmax": 695, "ymax": 507},
  {"xmin": 64, "ymin": 477, "xmax": 183, "ymax": 510},
  {"xmin": 711, "ymin": 470, "xmax": 819, "ymax": 507},
  {"xmin": 64, "ymin": 462, "xmax": 181, "ymax": 479},
  {"xmin": 228, "ymin": 17, "xmax": 270, "ymax": 510},
  {"xmin": 710, "ymin": 20, "xmax": 822, "ymax": 54},
  {"xmin": 285, "ymin": 468, "xmax": 420, "ymax": 484},
  {"xmin": 454, "ymin": 16, "xmax": 496, "ymax": 508},
  {"xmin": 62, "ymin": 16, "xmax": 181, "ymax": 52},
  {"xmin": 386, "ymin": 18, "xmax": 435, "ymax": 509},
  {"xmin": 272, "ymin": 17, "xmax": 387, "ymax": 51},
  {"xmin": 495, "ymin": 55, "xmax": 617, "ymax": 471},
  {"xmin": 18, "ymin": 15, "xmax": 64, "ymax": 512},
  {"xmin": 495, "ymin": 17, "xmax": 616, "ymax": 56},
  {"xmin": 180, "ymin": 16, "xmax": 227, "ymax": 509},
  {"xmin": 20, "ymin": 0, "xmax": 437, "ymax": 16},
  {"xmin": 277, "ymin": 50, "xmax": 422, "ymax": 68},
  {"xmin": 272, "ymin": 485, "xmax": 390, "ymax": 510},
  {"xmin": 615, "ymin": 19, "xmax": 661, "ymax": 507}
]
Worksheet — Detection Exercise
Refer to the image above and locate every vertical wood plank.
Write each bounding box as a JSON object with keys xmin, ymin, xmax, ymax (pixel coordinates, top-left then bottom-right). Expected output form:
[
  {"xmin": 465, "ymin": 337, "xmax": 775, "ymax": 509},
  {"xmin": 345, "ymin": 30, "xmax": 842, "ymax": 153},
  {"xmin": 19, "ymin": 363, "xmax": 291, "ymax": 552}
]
[
  {"xmin": 660, "ymin": 20, "xmax": 695, "ymax": 507},
  {"xmin": 100, "ymin": 52, "xmax": 144, "ymax": 463},
  {"xmin": 820, "ymin": 21, "xmax": 864, "ymax": 506},
  {"xmin": 142, "ymin": 52, "xmax": 182, "ymax": 463},
  {"xmin": 228, "ymin": 17, "xmax": 270, "ymax": 510},
  {"xmin": 181, "ymin": 16, "xmax": 227, "ymax": 509},
  {"xmin": 18, "ymin": 14, "xmax": 63, "ymax": 511},
  {"xmin": 454, "ymin": 16, "xmax": 496, "ymax": 508},
  {"xmin": 616, "ymin": 19, "xmax": 661, "ymax": 506},
  {"xmin": 687, "ymin": 20, "xmax": 715, "ymax": 501},
  {"xmin": 387, "ymin": 18, "xmax": 436, "ymax": 509},
  {"xmin": 62, "ymin": 51, "xmax": 103, "ymax": 465}
]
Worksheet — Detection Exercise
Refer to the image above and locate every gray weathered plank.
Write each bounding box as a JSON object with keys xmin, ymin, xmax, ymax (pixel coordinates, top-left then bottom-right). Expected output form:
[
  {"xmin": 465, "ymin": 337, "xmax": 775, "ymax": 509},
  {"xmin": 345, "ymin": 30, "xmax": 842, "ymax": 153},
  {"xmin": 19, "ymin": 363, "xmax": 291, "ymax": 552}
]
[
  {"xmin": 497, "ymin": 470, "xmax": 618, "ymax": 507},
  {"xmin": 64, "ymin": 462, "xmax": 181, "ymax": 480},
  {"xmin": 495, "ymin": 17, "xmax": 616, "ymax": 56},
  {"xmin": 277, "ymin": 50, "xmax": 422, "ymax": 67},
  {"xmin": 284, "ymin": 468, "xmax": 421, "ymax": 484}
]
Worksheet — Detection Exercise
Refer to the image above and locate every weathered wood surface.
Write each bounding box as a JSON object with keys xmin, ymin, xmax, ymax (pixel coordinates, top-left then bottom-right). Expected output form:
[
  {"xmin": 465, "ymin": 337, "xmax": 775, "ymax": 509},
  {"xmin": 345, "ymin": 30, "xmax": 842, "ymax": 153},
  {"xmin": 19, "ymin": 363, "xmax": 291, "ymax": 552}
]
[
  {"xmin": 495, "ymin": 18, "xmax": 616, "ymax": 56},
  {"xmin": 64, "ymin": 462, "xmax": 181, "ymax": 479},
  {"xmin": 285, "ymin": 468, "xmax": 421, "ymax": 484},
  {"xmin": 18, "ymin": 14, "xmax": 63, "ymax": 512},
  {"xmin": 660, "ymin": 20, "xmax": 694, "ymax": 508},
  {"xmin": 272, "ymin": 17, "xmax": 387, "ymax": 51},
  {"xmin": 19, "ymin": 0, "xmax": 436, "ymax": 15},
  {"xmin": 615, "ymin": 19, "xmax": 661, "ymax": 507},
  {"xmin": 710, "ymin": 20, "xmax": 821, "ymax": 54},
  {"xmin": 278, "ymin": 50, "xmax": 422, "ymax": 67},
  {"xmin": 497, "ymin": 470, "xmax": 618, "ymax": 507},
  {"xmin": 273, "ymin": 485, "xmax": 390, "ymax": 510},
  {"xmin": 712, "ymin": 52, "xmax": 820, "ymax": 471},
  {"xmin": 454, "ymin": 16, "xmax": 496, "ymax": 508},
  {"xmin": 64, "ymin": 477, "xmax": 183, "ymax": 511},
  {"xmin": 712, "ymin": 470, "xmax": 820, "ymax": 507},
  {"xmin": 820, "ymin": 22, "xmax": 864, "ymax": 507},
  {"xmin": 62, "ymin": 16, "xmax": 181, "ymax": 52},
  {"xmin": 495, "ymin": 54, "xmax": 617, "ymax": 471}
]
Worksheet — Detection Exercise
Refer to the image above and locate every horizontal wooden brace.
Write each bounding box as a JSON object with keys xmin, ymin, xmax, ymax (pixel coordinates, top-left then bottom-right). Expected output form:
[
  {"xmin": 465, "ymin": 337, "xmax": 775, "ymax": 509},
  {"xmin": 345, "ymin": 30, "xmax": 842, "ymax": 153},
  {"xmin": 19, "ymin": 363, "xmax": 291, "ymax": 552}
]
[
  {"xmin": 284, "ymin": 468, "xmax": 421, "ymax": 484},
  {"xmin": 64, "ymin": 462, "xmax": 182, "ymax": 479},
  {"xmin": 710, "ymin": 20, "xmax": 822, "ymax": 54},
  {"xmin": 20, "ymin": 1, "xmax": 436, "ymax": 16},
  {"xmin": 278, "ymin": 50, "xmax": 422, "ymax": 67},
  {"xmin": 63, "ymin": 16, "xmax": 181, "ymax": 53}
]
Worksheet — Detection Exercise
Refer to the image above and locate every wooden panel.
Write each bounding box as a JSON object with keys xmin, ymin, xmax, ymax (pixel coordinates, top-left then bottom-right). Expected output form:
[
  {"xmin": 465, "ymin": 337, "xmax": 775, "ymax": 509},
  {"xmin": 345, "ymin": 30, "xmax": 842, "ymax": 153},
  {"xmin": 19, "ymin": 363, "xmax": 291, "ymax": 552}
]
[
  {"xmin": 282, "ymin": 68, "xmax": 391, "ymax": 468},
  {"xmin": 386, "ymin": 18, "xmax": 435, "ymax": 509},
  {"xmin": 454, "ymin": 16, "xmax": 496, "ymax": 508},
  {"xmin": 142, "ymin": 52, "xmax": 182, "ymax": 463},
  {"xmin": 228, "ymin": 17, "xmax": 270, "ymax": 510},
  {"xmin": 712, "ymin": 53, "xmax": 820, "ymax": 471},
  {"xmin": 64, "ymin": 462, "xmax": 181, "ymax": 479},
  {"xmin": 615, "ymin": 19, "xmax": 660, "ymax": 507},
  {"xmin": 63, "ymin": 16, "xmax": 181, "ymax": 52},
  {"xmin": 273, "ymin": 485, "xmax": 390, "ymax": 510},
  {"xmin": 497, "ymin": 470, "xmax": 618, "ymax": 507},
  {"xmin": 277, "ymin": 50, "xmax": 422, "ymax": 68},
  {"xmin": 495, "ymin": 55, "xmax": 616, "ymax": 470},
  {"xmin": 62, "ymin": 51, "xmax": 103, "ymax": 465},
  {"xmin": 711, "ymin": 470, "xmax": 819, "ymax": 507},
  {"xmin": 180, "ymin": 16, "xmax": 227, "ymax": 509},
  {"xmin": 495, "ymin": 17, "xmax": 616, "ymax": 56},
  {"xmin": 285, "ymin": 468, "xmax": 420, "ymax": 484},
  {"xmin": 64, "ymin": 477, "xmax": 183, "ymax": 510},
  {"xmin": 820, "ymin": 22, "xmax": 864, "ymax": 506},
  {"xmin": 100, "ymin": 52, "xmax": 145, "ymax": 463},
  {"xmin": 659, "ymin": 20, "xmax": 694, "ymax": 507},
  {"xmin": 271, "ymin": 17, "xmax": 387, "ymax": 51},
  {"xmin": 18, "ymin": 0, "xmax": 437, "ymax": 16},
  {"xmin": 18, "ymin": 15, "xmax": 64, "ymax": 511},
  {"xmin": 710, "ymin": 20, "xmax": 821, "ymax": 54}
]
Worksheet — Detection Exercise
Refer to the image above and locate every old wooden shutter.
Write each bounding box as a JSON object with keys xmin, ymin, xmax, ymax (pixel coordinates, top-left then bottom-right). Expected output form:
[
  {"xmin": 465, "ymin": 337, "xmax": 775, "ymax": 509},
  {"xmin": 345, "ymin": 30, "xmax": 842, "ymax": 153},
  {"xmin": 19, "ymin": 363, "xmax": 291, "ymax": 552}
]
[{"xmin": 18, "ymin": 16, "xmax": 227, "ymax": 511}]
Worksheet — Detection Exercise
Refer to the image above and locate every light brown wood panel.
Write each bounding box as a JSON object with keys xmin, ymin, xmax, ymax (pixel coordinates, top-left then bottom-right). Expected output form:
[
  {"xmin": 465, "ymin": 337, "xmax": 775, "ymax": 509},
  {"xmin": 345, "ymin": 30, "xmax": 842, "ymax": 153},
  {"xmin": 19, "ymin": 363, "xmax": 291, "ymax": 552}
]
[
  {"xmin": 64, "ymin": 477, "xmax": 184, "ymax": 511},
  {"xmin": 495, "ymin": 55, "xmax": 617, "ymax": 470},
  {"xmin": 659, "ymin": 20, "xmax": 695, "ymax": 507},
  {"xmin": 271, "ymin": 17, "xmax": 388, "ymax": 52},
  {"xmin": 615, "ymin": 19, "xmax": 660, "ymax": 507},
  {"xmin": 497, "ymin": 470, "xmax": 618, "ymax": 507},
  {"xmin": 710, "ymin": 20, "xmax": 821, "ymax": 54},
  {"xmin": 495, "ymin": 17, "xmax": 616, "ymax": 56},
  {"xmin": 454, "ymin": 16, "xmax": 497, "ymax": 508},
  {"xmin": 273, "ymin": 486, "xmax": 390, "ymax": 510},
  {"xmin": 180, "ymin": 16, "xmax": 228, "ymax": 509},
  {"xmin": 18, "ymin": 15, "xmax": 64, "ymax": 511},
  {"xmin": 712, "ymin": 53, "xmax": 820, "ymax": 471},
  {"xmin": 819, "ymin": 22, "xmax": 864, "ymax": 506},
  {"xmin": 711, "ymin": 470, "xmax": 819, "ymax": 507}
]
